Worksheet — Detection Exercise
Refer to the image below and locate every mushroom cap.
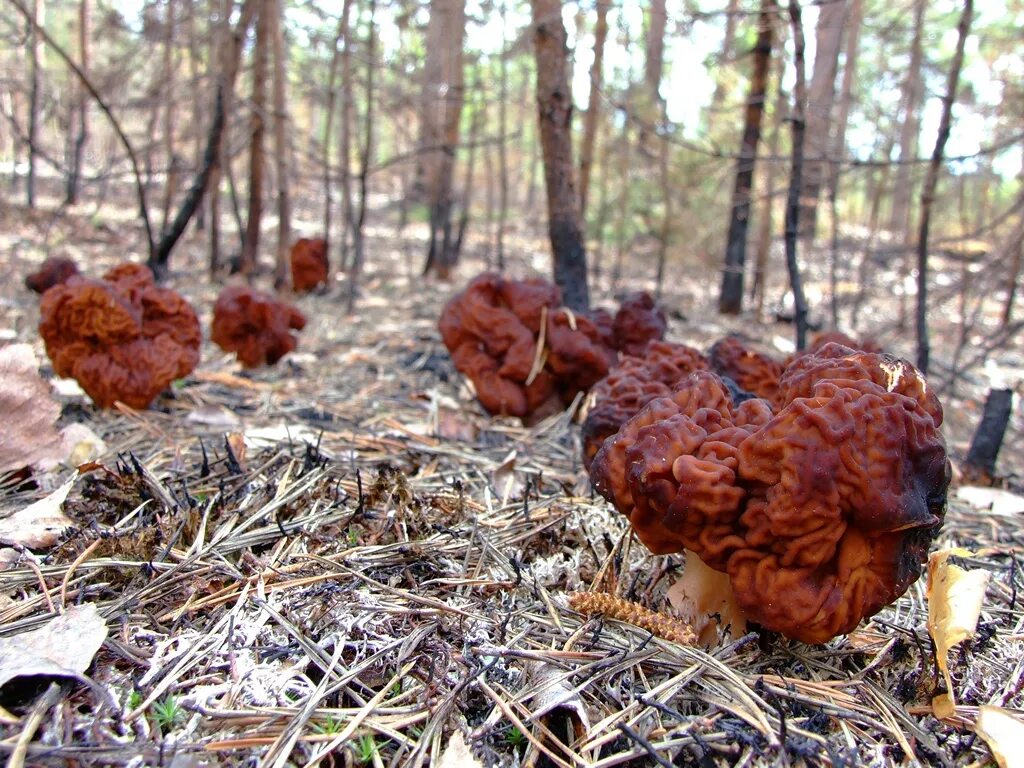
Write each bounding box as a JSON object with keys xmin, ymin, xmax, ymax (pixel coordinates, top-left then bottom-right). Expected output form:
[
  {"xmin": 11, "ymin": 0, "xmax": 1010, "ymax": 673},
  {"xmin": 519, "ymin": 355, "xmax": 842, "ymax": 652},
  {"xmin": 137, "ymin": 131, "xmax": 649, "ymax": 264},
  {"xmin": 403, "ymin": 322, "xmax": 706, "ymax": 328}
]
[
  {"xmin": 211, "ymin": 284, "xmax": 306, "ymax": 368},
  {"xmin": 582, "ymin": 342, "xmax": 709, "ymax": 468},
  {"xmin": 591, "ymin": 346, "xmax": 950, "ymax": 644},
  {"xmin": 25, "ymin": 256, "xmax": 79, "ymax": 294},
  {"xmin": 611, "ymin": 292, "xmax": 667, "ymax": 356},
  {"xmin": 39, "ymin": 264, "xmax": 200, "ymax": 409},
  {"xmin": 290, "ymin": 238, "xmax": 329, "ymax": 293},
  {"xmin": 708, "ymin": 336, "xmax": 784, "ymax": 407}
]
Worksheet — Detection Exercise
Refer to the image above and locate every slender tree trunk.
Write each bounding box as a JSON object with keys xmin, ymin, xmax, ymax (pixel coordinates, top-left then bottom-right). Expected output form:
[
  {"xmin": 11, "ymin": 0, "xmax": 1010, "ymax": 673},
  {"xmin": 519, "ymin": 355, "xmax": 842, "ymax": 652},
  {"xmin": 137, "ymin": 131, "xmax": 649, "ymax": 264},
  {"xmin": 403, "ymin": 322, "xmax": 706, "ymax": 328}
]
[
  {"xmin": 208, "ymin": 0, "xmax": 234, "ymax": 276},
  {"xmin": 26, "ymin": 0, "xmax": 44, "ymax": 208},
  {"xmin": 798, "ymin": 0, "xmax": 846, "ymax": 239},
  {"xmin": 889, "ymin": 0, "xmax": 926, "ymax": 235},
  {"xmin": 654, "ymin": 117, "xmax": 672, "ymax": 298},
  {"xmin": 825, "ymin": 0, "xmax": 862, "ymax": 203},
  {"xmin": 269, "ymin": 0, "xmax": 290, "ymax": 288},
  {"xmin": 240, "ymin": 0, "xmax": 269, "ymax": 276},
  {"xmin": 1001, "ymin": 197, "xmax": 1024, "ymax": 329},
  {"xmin": 160, "ymin": 0, "xmax": 178, "ymax": 234},
  {"xmin": 65, "ymin": 0, "xmax": 89, "ymax": 205},
  {"xmin": 531, "ymin": 0, "xmax": 589, "ymax": 311},
  {"xmin": 338, "ymin": 0, "xmax": 355, "ymax": 274},
  {"xmin": 420, "ymin": 0, "xmax": 467, "ymax": 278},
  {"xmin": 578, "ymin": 0, "xmax": 608, "ymax": 221},
  {"xmin": 915, "ymin": 0, "xmax": 972, "ymax": 374},
  {"xmin": 709, "ymin": 0, "xmax": 741, "ymax": 116},
  {"xmin": 751, "ymin": 47, "xmax": 787, "ymax": 319},
  {"xmin": 346, "ymin": 0, "xmax": 376, "ymax": 314},
  {"xmin": 495, "ymin": 0, "xmax": 509, "ymax": 270},
  {"xmin": 321, "ymin": 3, "xmax": 349, "ymax": 250},
  {"xmin": 718, "ymin": 0, "xmax": 774, "ymax": 315},
  {"xmin": 186, "ymin": 0, "xmax": 204, "ymax": 230},
  {"xmin": 591, "ymin": 122, "xmax": 611, "ymax": 279},
  {"xmin": 453, "ymin": 82, "xmax": 483, "ymax": 260},
  {"xmin": 612, "ymin": 120, "xmax": 632, "ymax": 288},
  {"xmin": 850, "ymin": 136, "xmax": 895, "ymax": 330},
  {"xmin": 785, "ymin": 0, "xmax": 809, "ymax": 350}
]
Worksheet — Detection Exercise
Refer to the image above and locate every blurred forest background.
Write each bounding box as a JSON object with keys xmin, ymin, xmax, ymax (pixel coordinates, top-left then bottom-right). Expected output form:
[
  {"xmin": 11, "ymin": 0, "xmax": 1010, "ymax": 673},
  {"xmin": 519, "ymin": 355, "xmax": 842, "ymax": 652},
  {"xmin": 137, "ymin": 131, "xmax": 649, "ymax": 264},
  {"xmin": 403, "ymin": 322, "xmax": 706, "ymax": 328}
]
[{"xmin": 0, "ymin": 0, "xmax": 1021, "ymax": 369}]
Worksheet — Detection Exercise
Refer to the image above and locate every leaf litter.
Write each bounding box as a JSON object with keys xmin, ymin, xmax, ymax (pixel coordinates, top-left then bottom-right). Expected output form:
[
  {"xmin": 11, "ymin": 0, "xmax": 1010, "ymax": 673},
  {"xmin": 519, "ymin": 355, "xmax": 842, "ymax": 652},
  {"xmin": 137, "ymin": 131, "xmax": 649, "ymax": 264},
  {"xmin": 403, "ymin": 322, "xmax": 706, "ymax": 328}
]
[{"xmin": 0, "ymin": 210, "xmax": 1022, "ymax": 766}]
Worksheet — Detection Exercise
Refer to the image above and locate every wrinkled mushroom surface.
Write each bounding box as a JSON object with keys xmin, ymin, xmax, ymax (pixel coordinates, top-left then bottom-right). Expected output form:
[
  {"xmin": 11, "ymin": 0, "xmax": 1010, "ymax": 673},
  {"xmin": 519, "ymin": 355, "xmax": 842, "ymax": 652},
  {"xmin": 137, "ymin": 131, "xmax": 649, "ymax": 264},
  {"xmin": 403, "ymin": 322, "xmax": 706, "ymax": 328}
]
[
  {"xmin": 212, "ymin": 285, "xmax": 307, "ymax": 368},
  {"xmin": 25, "ymin": 257, "xmax": 79, "ymax": 294},
  {"xmin": 290, "ymin": 238, "xmax": 329, "ymax": 293},
  {"xmin": 611, "ymin": 292, "xmax": 667, "ymax": 356},
  {"xmin": 591, "ymin": 346, "xmax": 949, "ymax": 644},
  {"xmin": 39, "ymin": 264, "xmax": 200, "ymax": 409},
  {"xmin": 708, "ymin": 336, "xmax": 784, "ymax": 407}
]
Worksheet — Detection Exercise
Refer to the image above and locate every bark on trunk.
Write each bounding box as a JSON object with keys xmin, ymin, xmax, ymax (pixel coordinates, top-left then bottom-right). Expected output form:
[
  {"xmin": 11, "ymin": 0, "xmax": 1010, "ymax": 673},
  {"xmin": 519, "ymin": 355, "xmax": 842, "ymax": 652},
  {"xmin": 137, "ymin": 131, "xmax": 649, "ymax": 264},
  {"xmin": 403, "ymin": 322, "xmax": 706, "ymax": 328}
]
[
  {"xmin": 916, "ymin": 0, "xmax": 972, "ymax": 374},
  {"xmin": 65, "ymin": 0, "xmax": 89, "ymax": 205},
  {"xmin": 963, "ymin": 388, "xmax": 1013, "ymax": 482},
  {"xmin": 269, "ymin": 0, "xmax": 291, "ymax": 288},
  {"xmin": 240, "ymin": 0, "xmax": 269, "ymax": 276},
  {"xmin": 346, "ymin": 0, "xmax": 376, "ymax": 314},
  {"xmin": 718, "ymin": 0, "xmax": 773, "ymax": 315},
  {"xmin": 578, "ymin": 0, "xmax": 608, "ymax": 221},
  {"xmin": 531, "ymin": 0, "xmax": 589, "ymax": 311},
  {"xmin": 26, "ymin": 0, "xmax": 44, "ymax": 208},
  {"xmin": 785, "ymin": 0, "xmax": 809, "ymax": 350},
  {"xmin": 798, "ymin": 0, "xmax": 846, "ymax": 239},
  {"xmin": 337, "ymin": 0, "xmax": 355, "ymax": 274}
]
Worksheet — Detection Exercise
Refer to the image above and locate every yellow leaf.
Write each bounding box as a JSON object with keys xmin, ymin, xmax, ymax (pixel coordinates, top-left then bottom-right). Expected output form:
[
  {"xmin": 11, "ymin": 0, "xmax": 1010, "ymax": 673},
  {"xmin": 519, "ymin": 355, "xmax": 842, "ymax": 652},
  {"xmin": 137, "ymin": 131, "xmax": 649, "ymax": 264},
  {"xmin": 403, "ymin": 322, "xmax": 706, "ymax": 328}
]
[
  {"xmin": 926, "ymin": 548, "xmax": 989, "ymax": 719},
  {"xmin": 975, "ymin": 705, "xmax": 1024, "ymax": 768}
]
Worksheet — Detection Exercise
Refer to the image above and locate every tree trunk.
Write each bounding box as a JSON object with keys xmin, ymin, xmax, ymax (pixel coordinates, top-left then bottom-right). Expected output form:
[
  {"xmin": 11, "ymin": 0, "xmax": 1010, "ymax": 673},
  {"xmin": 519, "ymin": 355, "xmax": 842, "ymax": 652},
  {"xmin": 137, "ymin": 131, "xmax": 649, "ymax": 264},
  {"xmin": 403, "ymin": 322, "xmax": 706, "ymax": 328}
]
[
  {"xmin": 495, "ymin": 0, "xmax": 509, "ymax": 270},
  {"xmin": 186, "ymin": 0, "xmax": 204, "ymax": 230},
  {"xmin": 159, "ymin": 0, "xmax": 178, "ymax": 234},
  {"xmin": 1001, "ymin": 200, "xmax": 1024, "ymax": 328},
  {"xmin": 798, "ymin": 0, "xmax": 846, "ymax": 239},
  {"xmin": 420, "ymin": 0, "xmax": 467, "ymax": 278},
  {"xmin": 321, "ymin": 3, "xmax": 349, "ymax": 250},
  {"xmin": 453, "ymin": 82, "xmax": 483, "ymax": 261},
  {"xmin": 65, "ymin": 0, "xmax": 89, "ymax": 205},
  {"xmin": 785, "ymin": 0, "xmax": 809, "ymax": 350},
  {"xmin": 916, "ymin": 0, "xmax": 972, "ymax": 374},
  {"xmin": 208, "ymin": 0, "xmax": 234, "ymax": 276},
  {"xmin": 718, "ymin": 0, "xmax": 773, "ymax": 315},
  {"xmin": 825, "ymin": 0, "xmax": 862, "ymax": 203},
  {"xmin": 531, "ymin": 0, "xmax": 589, "ymax": 311},
  {"xmin": 240, "ymin": 0, "xmax": 269, "ymax": 276},
  {"xmin": 751, "ymin": 45, "xmax": 787, "ymax": 319},
  {"xmin": 26, "ymin": 0, "xmax": 44, "ymax": 208},
  {"xmin": 963, "ymin": 388, "xmax": 1013, "ymax": 483},
  {"xmin": 578, "ymin": 0, "xmax": 608, "ymax": 221},
  {"xmin": 269, "ymin": 0, "xmax": 290, "ymax": 288},
  {"xmin": 709, "ymin": 0, "xmax": 741, "ymax": 116},
  {"xmin": 889, "ymin": 0, "xmax": 926, "ymax": 235},
  {"xmin": 346, "ymin": 0, "xmax": 376, "ymax": 314},
  {"xmin": 644, "ymin": 0, "xmax": 666, "ymax": 109},
  {"xmin": 337, "ymin": 0, "xmax": 355, "ymax": 274}
]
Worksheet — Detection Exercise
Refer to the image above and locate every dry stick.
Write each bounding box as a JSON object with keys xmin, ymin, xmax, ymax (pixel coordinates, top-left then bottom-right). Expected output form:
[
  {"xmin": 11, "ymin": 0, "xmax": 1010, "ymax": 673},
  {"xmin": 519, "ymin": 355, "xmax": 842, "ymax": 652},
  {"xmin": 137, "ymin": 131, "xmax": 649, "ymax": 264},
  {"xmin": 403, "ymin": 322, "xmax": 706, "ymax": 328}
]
[
  {"xmin": 785, "ymin": 0, "xmax": 809, "ymax": 351},
  {"xmin": 916, "ymin": 0, "xmax": 974, "ymax": 374},
  {"xmin": 5, "ymin": 0, "xmax": 154, "ymax": 260}
]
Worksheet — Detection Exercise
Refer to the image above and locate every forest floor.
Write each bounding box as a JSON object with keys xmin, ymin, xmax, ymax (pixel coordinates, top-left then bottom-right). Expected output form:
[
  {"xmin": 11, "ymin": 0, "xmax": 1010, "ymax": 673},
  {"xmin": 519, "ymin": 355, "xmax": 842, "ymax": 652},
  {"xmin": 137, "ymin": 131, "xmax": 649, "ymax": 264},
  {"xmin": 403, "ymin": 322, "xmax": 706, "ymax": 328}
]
[{"xmin": 0, "ymin": 198, "xmax": 1023, "ymax": 767}]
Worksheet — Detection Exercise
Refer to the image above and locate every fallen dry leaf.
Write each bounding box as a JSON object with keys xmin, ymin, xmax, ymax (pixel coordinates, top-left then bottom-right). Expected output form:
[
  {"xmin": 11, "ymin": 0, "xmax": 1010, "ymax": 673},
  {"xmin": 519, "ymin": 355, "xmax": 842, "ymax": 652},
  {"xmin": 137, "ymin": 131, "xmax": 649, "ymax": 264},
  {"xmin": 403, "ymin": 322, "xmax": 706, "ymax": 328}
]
[
  {"xmin": 975, "ymin": 705, "xmax": 1024, "ymax": 768},
  {"xmin": 0, "ymin": 603, "xmax": 108, "ymax": 691},
  {"xmin": 436, "ymin": 731, "xmax": 483, "ymax": 768},
  {"xmin": 0, "ymin": 474, "xmax": 77, "ymax": 548},
  {"xmin": 437, "ymin": 408, "xmax": 478, "ymax": 442},
  {"xmin": 491, "ymin": 450, "xmax": 526, "ymax": 503},
  {"xmin": 927, "ymin": 548, "xmax": 990, "ymax": 719},
  {"xmin": 186, "ymin": 405, "xmax": 243, "ymax": 429},
  {"xmin": 0, "ymin": 343, "xmax": 64, "ymax": 474}
]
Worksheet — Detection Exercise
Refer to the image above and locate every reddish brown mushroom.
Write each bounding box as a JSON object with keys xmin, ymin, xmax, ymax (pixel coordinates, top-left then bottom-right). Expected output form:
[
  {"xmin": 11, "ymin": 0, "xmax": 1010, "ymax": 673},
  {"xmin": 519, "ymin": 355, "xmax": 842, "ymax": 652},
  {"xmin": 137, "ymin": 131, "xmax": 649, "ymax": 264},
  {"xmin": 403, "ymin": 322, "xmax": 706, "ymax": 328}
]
[
  {"xmin": 25, "ymin": 257, "xmax": 79, "ymax": 294},
  {"xmin": 290, "ymin": 238, "xmax": 329, "ymax": 293},
  {"xmin": 211, "ymin": 285, "xmax": 307, "ymax": 368},
  {"xmin": 611, "ymin": 292, "xmax": 667, "ymax": 355},
  {"xmin": 591, "ymin": 346, "xmax": 949, "ymax": 644},
  {"xmin": 39, "ymin": 264, "xmax": 200, "ymax": 409},
  {"xmin": 708, "ymin": 336, "xmax": 784, "ymax": 407},
  {"xmin": 581, "ymin": 342, "xmax": 709, "ymax": 468}
]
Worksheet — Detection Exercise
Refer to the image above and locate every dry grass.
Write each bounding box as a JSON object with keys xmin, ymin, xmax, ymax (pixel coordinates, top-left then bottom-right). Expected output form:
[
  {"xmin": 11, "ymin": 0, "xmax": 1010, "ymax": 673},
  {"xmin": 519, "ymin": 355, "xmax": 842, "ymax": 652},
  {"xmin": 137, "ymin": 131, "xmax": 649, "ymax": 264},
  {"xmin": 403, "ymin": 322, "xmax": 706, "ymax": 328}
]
[{"xmin": 0, "ymin": 201, "xmax": 1022, "ymax": 767}]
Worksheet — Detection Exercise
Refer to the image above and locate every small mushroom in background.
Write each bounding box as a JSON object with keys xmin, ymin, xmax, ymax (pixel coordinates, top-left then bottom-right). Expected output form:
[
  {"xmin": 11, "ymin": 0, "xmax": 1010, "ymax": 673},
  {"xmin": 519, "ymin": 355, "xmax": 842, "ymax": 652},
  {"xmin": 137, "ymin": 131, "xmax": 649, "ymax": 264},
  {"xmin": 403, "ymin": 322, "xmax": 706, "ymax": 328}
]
[
  {"xmin": 25, "ymin": 256, "xmax": 80, "ymax": 294},
  {"xmin": 581, "ymin": 341, "xmax": 709, "ymax": 469},
  {"xmin": 590, "ymin": 344, "xmax": 950, "ymax": 645},
  {"xmin": 787, "ymin": 330, "xmax": 883, "ymax": 363},
  {"xmin": 611, "ymin": 291, "xmax": 667, "ymax": 356},
  {"xmin": 708, "ymin": 335, "xmax": 784, "ymax": 407},
  {"xmin": 38, "ymin": 263, "xmax": 200, "ymax": 409},
  {"xmin": 211, "ymin": 284, "xmax": 307, "ymax": 368},
  {"xmin": 290, "ymin": 237, "xmax": 329, "ymax": 293}
]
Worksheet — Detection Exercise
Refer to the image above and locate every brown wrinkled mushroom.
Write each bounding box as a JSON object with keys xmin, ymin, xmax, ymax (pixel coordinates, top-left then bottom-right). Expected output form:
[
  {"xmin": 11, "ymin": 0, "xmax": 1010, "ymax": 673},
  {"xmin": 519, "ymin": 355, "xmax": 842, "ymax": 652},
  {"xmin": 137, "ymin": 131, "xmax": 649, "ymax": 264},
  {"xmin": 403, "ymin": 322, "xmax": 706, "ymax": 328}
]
[
  {"xmin": 582, "ymin": 342, "xmax": 709, "ymax": 468},
  {"xmin": 440, "ymin": 273, "xmax": 623, "ymax": 418},
  {"xmin": 212, "ymin": 285, "xmax": 307, "ymax": 368},
  {"xmin": 25, "ymin": 257, "xmax": 79, "ymax": 294},
  {"xmin": 290, "ymin": 238, "xmax": 329, "ymax": 293},
  {"xmin": 39, "ymin": 264, "xmax": 200, "ymax": 409},
  {"xmin": 591, "ymin": 346, "xmax": 949, "ymax": 644},
  {"xmin": 708, "ymin": 336, "xmax": 784, "ymax": 406},
  {"xmin": 611, "ymin": 292, "xmax": 667, "ymax": 355}
]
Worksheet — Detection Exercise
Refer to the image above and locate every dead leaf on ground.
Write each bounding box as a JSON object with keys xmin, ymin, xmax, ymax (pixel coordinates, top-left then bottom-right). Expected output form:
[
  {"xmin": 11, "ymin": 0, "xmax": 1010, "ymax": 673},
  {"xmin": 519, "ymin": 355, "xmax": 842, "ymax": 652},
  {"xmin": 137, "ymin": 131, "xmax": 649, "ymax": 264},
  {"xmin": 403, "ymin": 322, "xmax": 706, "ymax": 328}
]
[
  {"xmin": 955, "ymin": 486, "xmax": 1024, "ymax": 516},
  {"xmin": 0, "ymin": 603, "xmax": 107, "ymax": 692},
  {"xmin": 186, "ymin": 405, "xmax": 243, "ymax": 429},
  {"xmin": 975, "ymin": 705, "xmax": 1024, "ymax": 768},
  {"xmin": 436, "ymin": 731, "xmax": 483, "ymax": 768},
  {"xmin": 491, "ymin": 450, "xmax": 526, "ymax": 503},
  {"xmin": 927, "ymin": 548, "xmax": 990, "ymax": 719},
  {"xmin": 0, "ymin": 474, "xmax": 77, "ymax": 548},
  {"xmin": 437, "ymin": 408, "xmax": 478, "ymax": 442},
  {"xmin": 0, "ymin": 343, "xmax": 64, "ymax": 474}
]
